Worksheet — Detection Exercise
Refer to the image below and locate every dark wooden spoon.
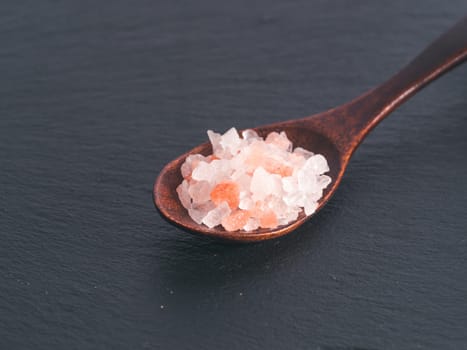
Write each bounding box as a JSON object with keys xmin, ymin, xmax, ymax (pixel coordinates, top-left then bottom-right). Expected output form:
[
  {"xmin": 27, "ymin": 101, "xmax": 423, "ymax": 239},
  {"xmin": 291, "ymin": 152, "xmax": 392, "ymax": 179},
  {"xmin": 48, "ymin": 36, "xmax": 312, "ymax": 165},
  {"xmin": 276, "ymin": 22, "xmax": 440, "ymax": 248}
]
[{"xmin": 154, "ymin": 16, "xmax": 467, "ymax": 243}]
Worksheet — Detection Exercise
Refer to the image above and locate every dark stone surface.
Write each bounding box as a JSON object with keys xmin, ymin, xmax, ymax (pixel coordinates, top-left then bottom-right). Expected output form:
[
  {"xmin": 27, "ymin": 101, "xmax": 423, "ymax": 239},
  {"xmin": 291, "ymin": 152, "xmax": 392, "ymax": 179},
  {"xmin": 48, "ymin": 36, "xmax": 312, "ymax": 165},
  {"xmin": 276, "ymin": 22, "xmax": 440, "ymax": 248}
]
[{"xmin": 1, "ymin": 1, "xmax": 466, "ymax": 349}]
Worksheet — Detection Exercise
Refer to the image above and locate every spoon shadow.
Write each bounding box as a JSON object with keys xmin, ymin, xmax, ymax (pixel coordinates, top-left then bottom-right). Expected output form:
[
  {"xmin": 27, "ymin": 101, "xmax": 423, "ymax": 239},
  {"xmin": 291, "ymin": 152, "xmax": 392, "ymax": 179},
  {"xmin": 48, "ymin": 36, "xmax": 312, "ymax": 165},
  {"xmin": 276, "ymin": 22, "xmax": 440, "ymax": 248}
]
[{"xmin": 155, "ymin": 198, "xmax": 344, "ymax": 294}]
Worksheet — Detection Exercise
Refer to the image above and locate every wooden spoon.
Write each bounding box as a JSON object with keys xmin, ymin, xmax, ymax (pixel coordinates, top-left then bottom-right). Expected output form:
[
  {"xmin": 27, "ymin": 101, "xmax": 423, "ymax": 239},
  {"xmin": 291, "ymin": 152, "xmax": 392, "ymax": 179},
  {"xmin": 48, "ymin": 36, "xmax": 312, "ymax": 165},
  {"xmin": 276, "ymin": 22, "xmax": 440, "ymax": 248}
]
[{"xmin": 154, "ymin": 16, "xmax": 467, "ymax": 243}]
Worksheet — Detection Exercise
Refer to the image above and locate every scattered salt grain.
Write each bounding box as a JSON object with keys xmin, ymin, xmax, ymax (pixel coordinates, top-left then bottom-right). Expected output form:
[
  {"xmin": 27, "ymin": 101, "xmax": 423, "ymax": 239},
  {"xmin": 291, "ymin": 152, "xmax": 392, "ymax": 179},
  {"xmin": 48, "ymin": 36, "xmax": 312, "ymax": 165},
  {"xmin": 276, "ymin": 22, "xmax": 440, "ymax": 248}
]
[{"xmin": 177, "ymin": 128, "xmax": 331, "ymax": 231}]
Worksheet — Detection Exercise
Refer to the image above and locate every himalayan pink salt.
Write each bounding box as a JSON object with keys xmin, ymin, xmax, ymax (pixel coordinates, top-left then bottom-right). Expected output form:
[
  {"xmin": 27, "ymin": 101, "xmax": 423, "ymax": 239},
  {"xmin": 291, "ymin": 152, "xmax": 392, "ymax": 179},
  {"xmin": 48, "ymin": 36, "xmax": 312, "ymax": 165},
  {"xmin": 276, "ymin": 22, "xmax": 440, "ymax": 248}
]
[
  {"xmin": 210, "ymin": 181, "xmax": 240, "ymax": 209},
  {"xmin": 202, "ymin": 202, "xmax": 231, "ymax": 228},
  {"xmin": 177, "ymin": 127, "xmax": 331, "ymax": 232},
  {"xmin": 265, "ymin": 131, "xmax": 292, "ymax": 151},
  {"xmin": 221, "ymin": 210, "xmax": 251, "ymax": 231},
  {"xmin": 259, "ymin": 210, "xmax": 278, "ymax": 229}
]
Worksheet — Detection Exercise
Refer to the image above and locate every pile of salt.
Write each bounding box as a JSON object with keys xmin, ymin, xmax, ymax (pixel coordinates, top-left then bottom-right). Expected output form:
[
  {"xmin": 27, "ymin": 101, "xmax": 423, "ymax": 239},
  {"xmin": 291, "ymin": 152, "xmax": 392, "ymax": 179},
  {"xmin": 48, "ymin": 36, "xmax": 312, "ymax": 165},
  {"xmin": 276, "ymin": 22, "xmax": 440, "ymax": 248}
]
[{"xmin": 176, "ymin": 128, "xmax": 331, "ymax": 231}]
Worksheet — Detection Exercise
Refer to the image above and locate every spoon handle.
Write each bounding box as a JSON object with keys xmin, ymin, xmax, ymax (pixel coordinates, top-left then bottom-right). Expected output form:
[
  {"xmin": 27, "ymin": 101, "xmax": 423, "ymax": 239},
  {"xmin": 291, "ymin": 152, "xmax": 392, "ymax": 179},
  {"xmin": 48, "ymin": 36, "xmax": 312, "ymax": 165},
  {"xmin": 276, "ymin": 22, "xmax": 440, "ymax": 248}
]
[{"xmin": 319, "ymin": 15, "xmax": 467, "ymax": 154}]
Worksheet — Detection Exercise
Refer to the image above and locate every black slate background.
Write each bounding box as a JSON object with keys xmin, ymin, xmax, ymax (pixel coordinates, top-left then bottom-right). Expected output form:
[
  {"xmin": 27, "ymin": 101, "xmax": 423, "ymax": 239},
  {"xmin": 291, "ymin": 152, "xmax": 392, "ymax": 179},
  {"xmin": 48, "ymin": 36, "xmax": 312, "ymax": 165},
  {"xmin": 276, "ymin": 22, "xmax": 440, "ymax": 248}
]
[{"xmin": 1, "ymin": 1, "xmax": 467, "ymax": 349}]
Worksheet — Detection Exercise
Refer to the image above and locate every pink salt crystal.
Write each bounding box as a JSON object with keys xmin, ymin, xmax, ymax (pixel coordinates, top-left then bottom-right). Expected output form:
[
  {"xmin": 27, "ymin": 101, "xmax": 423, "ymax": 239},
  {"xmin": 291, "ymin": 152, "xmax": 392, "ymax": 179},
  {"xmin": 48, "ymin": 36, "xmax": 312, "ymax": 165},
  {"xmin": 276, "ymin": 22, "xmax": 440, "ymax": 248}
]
[
  {"xmin": 202, "ymin": 202, "xmax": 231, "ymax": 228},
  {"xmin": 297, "ymin": 167, "xmax": 319, "ymax": 194},
  {"xmin": 239, "ymin": 196, "xmax": 254, "ymax": 210},
  {"xmin": 244, "ymin": 142, "xmax": 265, "ymax": 170},
  {"xmin": 241, "ymin": 129, "xmax": 260, "ymax": 142},
  {"xmin": 188, "ymin": 180, "xmax": 212, "ymax": 205},
  {"xmin": 262, "ymin": 157, "xmax": 293, "ymax": 177},
  {"xmin": 245, "ymin": 142, "xmax": 292, "ymax": 176},
  {"xmin": 304, "ymin": 198, "xmax": 318, "ymax": 216},
  {"xmin": 265, "ymin": 195, "xmax": 288, "ymax": 219},
  {"xmin": 308, "ymin": 190, "xmax": 324, "ymax": 202},
  {"xmin": 210, "ymin": 159, "xmax": 232, "ymax": 182},
  {"xmin": 308, "ymin": 154, "xmax": 329, "ymax": 173},
  {"xmin": 191, "ymin": 161, "xmax": 213, "ymax": 182},
  {"xmin": 250, "ymin": 167, "xmax": 282, "ymax": 201},
  {"xmin": 210, "ymin": 181, "xmax": 240, "ymax": 209},
  {"xmin": 288, "ymin": 152, "xmax": 307, "ymax": 170},
  {"xmin": 250, "ymin": 200, "xmax": 264, "ymax": 218},
  {"xmin": 283, "ymin": 191, "xmax": 305, "ymax": 208},
  {"xmin": 181, "ymin": 154, "xmax": 206, "ymax": 178},
  {"xmin": 243, "ymin": 218, "xmax": 260, "ymax": 231},
  {"xmin": 188, "ymin": 208, "xmax": 206, "ymax": 224},
  {"xmin": 282, "ymin": 176, "xmax": 298, "ymax": 194},
  {"xmin": 259, "ymin": 210, "xmax": 278, "ymax": 229},
  {"xmin": 220, "ymin": 127, "xmax": 242, "ymax": 156},
  {"xmin": 265, "ymin": 131, "xmax": 292, "ymax": 151},
  {"xmin": 207, "ymin": 130, "xmax": 222, "ymax": 157},
  {"xmin": 281, "ymin": 208, "xmax": 300, "ymax": 225},
  {"xmin": 221, "ymin": 209, "xmax": 251, "ymax": 231},
  {"xmin": 318, "ymin": 175, "xmax": 332, "ymax": 188},
  {"xmin": 176, "ymin": 180, "xmax": 192, "ymax": 209},
  {"xmin": 180, "ymin": 162, "xmax": 191, "ymax": 179},
  {"xmin": 293, "ymin": 147, "xmax": 314, "ymax": 159},
  {"xmin": 188, "ymin": 201, "xmax": 216, "ymax": 224},
  {"xmin": 235, "ymin": 174, "xmax": 252, "ymax": 192}
]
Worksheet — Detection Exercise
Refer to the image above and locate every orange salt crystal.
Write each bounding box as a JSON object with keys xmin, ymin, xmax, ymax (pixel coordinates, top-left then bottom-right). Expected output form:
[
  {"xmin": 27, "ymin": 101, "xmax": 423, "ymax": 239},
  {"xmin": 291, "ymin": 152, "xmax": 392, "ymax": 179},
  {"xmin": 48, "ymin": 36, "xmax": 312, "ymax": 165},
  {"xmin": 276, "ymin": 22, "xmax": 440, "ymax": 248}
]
[
  {"xmin": 206, "ymin": 155, "xmax": 219, "ymax": 162},
  {"xmin": 210, "ymin": 181, "xmax": 240, "ymax": 209},
  {"xmin": 277, "ymin": 166, "xmax": 293, "ymax": 177},
  {"xmin": 221, "ymin": 210, "xmax": 251, "ymax": 231},
  {"xmin": 259, "ymin": 210, "xmax": 278, "ymax": 229}
]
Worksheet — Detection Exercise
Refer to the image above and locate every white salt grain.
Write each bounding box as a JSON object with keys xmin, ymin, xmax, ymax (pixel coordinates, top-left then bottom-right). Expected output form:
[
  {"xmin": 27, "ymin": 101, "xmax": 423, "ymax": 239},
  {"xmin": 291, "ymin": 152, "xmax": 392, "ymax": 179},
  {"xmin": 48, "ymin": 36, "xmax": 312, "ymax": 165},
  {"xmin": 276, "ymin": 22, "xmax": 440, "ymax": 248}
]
[
  {"xmin": 202, "ymin": 202, "xmax": 231, "ymax": 228},
  {"xmin": 188, "ymin": 180, "xmax": 212, "ymax": 205},
  {"xmin": 250, "ymin": 167, "xmax": 283, "ymax": 201},
  {"xmin": 293, "ymin": 147, "xmax": 314, "ymax": 159},
  {"xmin": 176, "ymin": 180, "xmax": 191, "ymax": 209},
  {"xmin": 243, "ymin": 218, "xmax": 260, "ymax": 231},
  {"xmin": 191, "ymin": 161, "xmax": 211, "ymax": 182},
  {"xmin": 188, "ymin": 208, "xmax": 207, "ymax": 224}
]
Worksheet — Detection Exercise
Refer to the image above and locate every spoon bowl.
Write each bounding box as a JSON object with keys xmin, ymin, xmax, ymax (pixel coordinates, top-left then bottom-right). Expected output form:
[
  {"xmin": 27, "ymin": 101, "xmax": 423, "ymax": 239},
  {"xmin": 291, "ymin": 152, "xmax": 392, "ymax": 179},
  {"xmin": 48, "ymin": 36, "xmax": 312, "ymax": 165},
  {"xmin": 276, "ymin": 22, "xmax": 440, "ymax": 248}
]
[
  {"xmin": 154, "ymin": 122, "xmax": 343, "ymax": 242},
  {"xmin": 154, "ymin": 15, "xmax": 467, "ymax": 243}
]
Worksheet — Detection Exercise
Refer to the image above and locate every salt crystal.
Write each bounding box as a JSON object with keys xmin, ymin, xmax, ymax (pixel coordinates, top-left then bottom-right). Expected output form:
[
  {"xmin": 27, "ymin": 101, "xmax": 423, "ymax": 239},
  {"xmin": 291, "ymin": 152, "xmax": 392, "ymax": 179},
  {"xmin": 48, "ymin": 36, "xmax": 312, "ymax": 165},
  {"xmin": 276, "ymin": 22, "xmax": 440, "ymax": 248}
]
[
  {"xmin": 221, "ymin": 209, "xmax": 250, "ymax": 231},
  {"xmin": 188, "ymin": 208, "xmax": 207, "ymax": 224},
  {"xmin": 181, "ymin": 154, "xmax": 206, "ymax": 178},
  {"xmin": 188, "ymin": 201, "xmax": 215, "ymax": 224},
  {"xmin": 239, "ymin": 196, "xmax": 254, "ymax": 210},
  {"xmin": 318, "ymin": 174, "xmax": 332, "ymax": 188},
  {"xmin": 202, "ymin": 202, "xmax": 231, "ymax": 228},
  {"xmin": 176, "ymin": 180, "xmax": 191, "ymax": 209},
  {"xmin": 282, "ymin": 176, "xmax": 298, "ymax": 194},
  {"xmin": 241, "ymin": 129, "xmax": 260, "ymax": 142},
  {"xmin": 265, "ymin": 131, "xmax": 292, "ymax": 151},
  {"xmin": 250, "ymin": 167, "xmax": 282, "ymax": 201},
  {"xmin": 220, "ymin": 127, "xmax": 242, "ymax": 157},
  {"xmin": 188, "ymin": 180, "xmax": 212, "ymax": 204},
  {"xmin": 210, "ymin": 181, "xmax": 240, "ymax": 209},
  {"xmin": 293, "ymin": 147, "xmax": 314, "ymax": 159},
  {"xmin": 259, "ymin": 210, "xmax": 278, "ymax": 228},
  {"xmin": 209, "ymin": 159, "xmax": 232, "ymax": 183},
  {"xmin": 282, "ymin": 207, "xmax": 300, "ymax": 224},
  {"xmin": 297, "ymin": 167, "xmax": 319, "ymax": 194},
  {"xmin": 308, "ymin": 154, "xmax": 329, "ymax": 174},
  {"xmin": 207, "ymin": 130, "xmax": 222, "ymax": 157},
  {"xmin": 191, "ymin": 161, "xmax": 212, "ymax": 182},
  {"xmin": 304, "ymin": 198, "xmax": 318, "ymax": 216},
  {"xmin": 180, "ymin": 162, "xmax": 191, "ymax": 179},
  {"xmin": 243, "ymin": 218, "xmax": 260, "ymax": 231},
  {"xmin": 283, "ymin": 191, "xmax": 305, "ymax": 207},
  {"xmin": 235, "ymin": 174, "xmax": 252, "ymax": 192}
]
